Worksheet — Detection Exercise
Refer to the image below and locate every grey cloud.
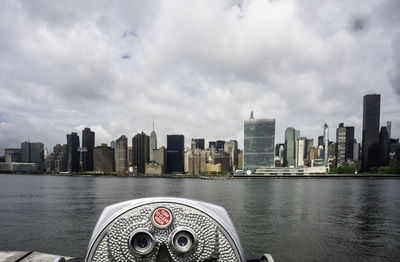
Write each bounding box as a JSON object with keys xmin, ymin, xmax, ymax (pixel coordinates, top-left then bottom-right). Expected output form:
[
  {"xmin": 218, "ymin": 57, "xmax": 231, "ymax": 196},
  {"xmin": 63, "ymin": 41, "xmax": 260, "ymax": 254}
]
[
  {"xmin": 388, "ymin": 34, "xmax": 400, "ymax": 96},
  {"xmin": 1, "ymin": 0, "xmax": 400, "ymax": 154}
]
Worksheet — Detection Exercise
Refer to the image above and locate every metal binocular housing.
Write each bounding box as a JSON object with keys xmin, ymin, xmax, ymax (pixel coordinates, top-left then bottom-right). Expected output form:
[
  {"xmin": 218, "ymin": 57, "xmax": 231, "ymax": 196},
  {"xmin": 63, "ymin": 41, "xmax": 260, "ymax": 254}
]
[{"xmin": 62, "ymin": 197, "xmax": 274, "ymax": 262}]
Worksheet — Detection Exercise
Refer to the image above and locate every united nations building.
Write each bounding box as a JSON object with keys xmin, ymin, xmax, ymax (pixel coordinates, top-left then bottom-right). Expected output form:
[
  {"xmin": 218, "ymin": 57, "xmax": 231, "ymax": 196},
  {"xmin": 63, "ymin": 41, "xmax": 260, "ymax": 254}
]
[{"xmin": 244, "ymin": 112, "xmax": 275, "ymax": 172}]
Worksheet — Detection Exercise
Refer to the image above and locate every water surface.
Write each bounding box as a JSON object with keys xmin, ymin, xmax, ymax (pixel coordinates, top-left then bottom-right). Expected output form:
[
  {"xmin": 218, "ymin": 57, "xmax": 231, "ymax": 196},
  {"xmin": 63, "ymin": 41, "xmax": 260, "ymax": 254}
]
[{"xmin": 0, "ymin": 174, "xmax": 399, "ymax": 261}]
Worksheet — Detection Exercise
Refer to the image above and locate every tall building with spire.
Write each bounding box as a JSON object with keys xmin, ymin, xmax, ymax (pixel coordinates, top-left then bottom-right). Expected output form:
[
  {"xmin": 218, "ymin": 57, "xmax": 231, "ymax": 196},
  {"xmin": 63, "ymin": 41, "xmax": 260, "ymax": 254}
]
[
  {"xmin": 244, "ymin": 111, "xmax": 275, "ymax": 172},
  {"xmin": 323, "ymin": 123, "xmax": 329, "ymax": 166},
  {"xmin": 150, "ymin": 121, "xmax": 157, "ymax": 161}
]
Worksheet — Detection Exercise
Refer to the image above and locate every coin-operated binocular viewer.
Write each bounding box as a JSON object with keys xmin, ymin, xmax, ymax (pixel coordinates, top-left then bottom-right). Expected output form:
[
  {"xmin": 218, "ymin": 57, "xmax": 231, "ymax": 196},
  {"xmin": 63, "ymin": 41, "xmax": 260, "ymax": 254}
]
[{"xmin": 62, "ymin": 197, "xmax": 274, "ymax": 262}]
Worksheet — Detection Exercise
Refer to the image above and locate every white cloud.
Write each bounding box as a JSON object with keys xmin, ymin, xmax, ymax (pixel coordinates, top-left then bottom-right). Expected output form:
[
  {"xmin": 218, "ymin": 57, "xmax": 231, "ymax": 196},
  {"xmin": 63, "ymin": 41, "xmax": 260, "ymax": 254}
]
[{"xmin": 1, "ymin": 0, "xmax": 399, "ymax": 154}]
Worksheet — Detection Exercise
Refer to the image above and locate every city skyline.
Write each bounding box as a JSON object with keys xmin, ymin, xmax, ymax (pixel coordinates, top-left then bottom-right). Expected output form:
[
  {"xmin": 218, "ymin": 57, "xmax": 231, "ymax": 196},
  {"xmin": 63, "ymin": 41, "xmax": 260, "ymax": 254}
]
[
  {"xmin": 0, "ymin": 94, "xmax": 396, "ymax": 155},
  {"xmin": 1, "ymin": 1, "xmax": 399, "ymax": 154}
]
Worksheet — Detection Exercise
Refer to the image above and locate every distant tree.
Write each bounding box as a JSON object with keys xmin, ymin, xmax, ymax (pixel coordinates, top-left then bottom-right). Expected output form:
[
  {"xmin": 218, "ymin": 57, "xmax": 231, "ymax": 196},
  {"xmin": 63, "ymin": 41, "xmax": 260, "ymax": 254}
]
[
  {"xmin": 329, "ymin": 166, "xmax": 357, "ymax": 174},
  {"xmin": 377, "ymin": 166, "xmax": 400, "ymax": 174}
]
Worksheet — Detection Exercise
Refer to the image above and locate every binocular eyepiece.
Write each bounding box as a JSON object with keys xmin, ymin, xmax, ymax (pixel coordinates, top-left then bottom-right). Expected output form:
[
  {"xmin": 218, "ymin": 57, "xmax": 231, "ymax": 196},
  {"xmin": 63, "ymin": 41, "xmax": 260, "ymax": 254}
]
[{"xmin": 82, "ymin": 197, "xmax": 273, "ymax": 262}]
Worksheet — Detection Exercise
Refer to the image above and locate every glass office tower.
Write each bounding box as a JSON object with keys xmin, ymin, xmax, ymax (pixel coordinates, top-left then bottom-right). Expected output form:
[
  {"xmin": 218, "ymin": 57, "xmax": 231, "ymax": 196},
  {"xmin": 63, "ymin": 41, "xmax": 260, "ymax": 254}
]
[{"xmin": 244, "ymin": 118, "xmax": 275, "ymax": 172}]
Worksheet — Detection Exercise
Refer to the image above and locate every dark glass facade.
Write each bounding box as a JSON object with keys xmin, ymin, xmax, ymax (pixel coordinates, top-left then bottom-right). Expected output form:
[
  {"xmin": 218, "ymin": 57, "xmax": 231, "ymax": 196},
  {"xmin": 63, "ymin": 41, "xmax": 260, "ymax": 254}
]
[
  {"xmin": 336, "ymin": 123, "xmax": 355, "ymax": 167},
  {"xmin": 167, "ymin": 135, "xmax": 184, "ymax": 174},
  {"xmin": 194, "ymin": 139, "xmax": 205, "ymax": 150},
  {"xmin": 132, "ymin": 132, "xmax": 150, "ymax": 174},
  {"xmin": 67, "ymin": 132, "xmax": 80, "ymax": 172},
  {"xmin": 362, "ymin": 94, "xmax": 380, "ymax": 171},
  {"xmin": 318, "ymin": 136, "xmax": 324, "ymax": 146},
  {"xmin": 244, "ymin": 119, "xmax": 275, "ymax": 171},
  {"xmin": 93, "ymin": 144, "xmax": 114, "ymax": 172},
  {"xmin": 82, "ymin": 127, "xmax": 95, "ymax": 172},
  {"xmin": 21, "ymin": 142, "xmax": 43, "ymax": 163},
  {"xmin": 379, "ymin": 127, "xmax": 390, "ymax": 166},
  {"xmin": 21, "ymin": 142, "xmax": 44, "ymax": 170},
  {"xmin": 216, "ymin": 140, "xmax": 225, "ymax": 151},
  {"xmin": 208, "ymin": 141, "xmax": 216, "ymax": 149}
]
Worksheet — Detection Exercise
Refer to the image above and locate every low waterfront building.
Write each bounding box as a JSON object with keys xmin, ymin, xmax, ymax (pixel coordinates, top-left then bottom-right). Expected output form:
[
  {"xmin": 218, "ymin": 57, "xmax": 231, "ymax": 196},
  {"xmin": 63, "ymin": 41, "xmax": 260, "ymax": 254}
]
[
  {"xmin": 312, "ymin": 158, "xmax": 325, "ymax": 167},
  {"xmin": 145, "ymin": 162, "xmax": 163, "ymax": 175},
  {"xmin": 237, "ymin": 166, "xmax": 328, "ymax": 176},
  {"xmin": 205, "ymin": 163, "xmax": 221, "ymax": 172},
  {"xmin": 0, "ymin": 162, "xmax": 39, "ymax": 173},
  {"xmin": 5, "ymin": 148, "xmax": 21, "ymax": 163}
]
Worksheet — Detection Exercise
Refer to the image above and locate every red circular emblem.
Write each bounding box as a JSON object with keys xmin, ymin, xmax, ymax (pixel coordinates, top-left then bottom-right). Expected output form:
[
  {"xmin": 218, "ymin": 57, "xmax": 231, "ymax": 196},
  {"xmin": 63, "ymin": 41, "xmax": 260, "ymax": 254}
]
[{"xmin": 152, "ymin": 207, "xmax": 173, "ymax": 228}]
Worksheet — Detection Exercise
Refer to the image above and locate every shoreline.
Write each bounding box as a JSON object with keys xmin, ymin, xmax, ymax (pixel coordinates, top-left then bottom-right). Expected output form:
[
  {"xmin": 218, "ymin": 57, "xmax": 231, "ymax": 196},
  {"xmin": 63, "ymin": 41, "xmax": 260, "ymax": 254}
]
[{"xmin": 1, "ymin": 172, "xmax": 400, "ymax": 179}]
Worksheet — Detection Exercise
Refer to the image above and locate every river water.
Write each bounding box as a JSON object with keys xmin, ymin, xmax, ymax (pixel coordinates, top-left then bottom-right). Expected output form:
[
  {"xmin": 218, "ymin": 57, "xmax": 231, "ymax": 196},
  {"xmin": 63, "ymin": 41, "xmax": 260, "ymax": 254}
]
[{"xmin": 0, "ymin": 174, "xmax": 399, "ymax": 261}]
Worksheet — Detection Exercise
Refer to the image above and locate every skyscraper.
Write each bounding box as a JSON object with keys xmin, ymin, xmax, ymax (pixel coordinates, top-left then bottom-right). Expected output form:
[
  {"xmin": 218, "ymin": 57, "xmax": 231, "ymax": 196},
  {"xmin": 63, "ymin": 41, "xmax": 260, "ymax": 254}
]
[
  {"xmin": 150, "ymin": 121, "xmax": 157, "ymax": 161},
  {"xmin": 167, "ymin": 135, "xmax": 184, "ymax": 174},
  {"xmin": 284, "ymin": 127, "xmax": 298, "ymax": 167},
  {"xmin": 323, "ymin": 123, "xmax": 329, "ymax": 166},
  {"xmin": 216, "ymin": 140, "xmax": 225, "ymax": 151},
  {"xmin": 21, "ymin": 142, "xmax": 44, "ymax": 164},
  {"xmin": 93, "ymin": 144, "xmax": 114, "ymax": 172},
  {"xmin": 318, "ymin": 136, "xmax": 324, "ymax": 146},
  {"xmin": 115, "ymin": 135, "xmax": 128, "ymax": 173},
  {"xmin": 82, "ymin": 127, "xmax": 95, "ymax": 172},
  {"xmin": 336, "ymin": 123, "xmax": 355, "ymax": 167},
  {"xmin": 244, "ymin": 114, "xmax": 275, "ymax": 172},
  {"xmin": 379, "ymin": 126, "xmax": 390, "ymax": 166},
  {"xmin": 132, "ymin": 132, "xmax": 150, "ymax": 174},
  {"xmin": 208, "ymin": 141, "xmax": 216, "ymax": 149},
  {"xmin": 296, "ymin": 137, "xmax": 306, "ymax": 167},
  {"xmin": 67, "ymin": 132, "xmax": 80, "ymax": 172},
  {"xmin": 224, "ymin": 140, "xmax": 238, "ymax": 170},
  {"xmin": 362, "ymin": 94, "xmax": 380, "ymax": 171},
  {"xmin": 194, "ymin": 139, "xmax": 205, "ymax": 150},
  {"xmin": 387, "ymin": 121, "xmax": 392, "ymax": 138}
]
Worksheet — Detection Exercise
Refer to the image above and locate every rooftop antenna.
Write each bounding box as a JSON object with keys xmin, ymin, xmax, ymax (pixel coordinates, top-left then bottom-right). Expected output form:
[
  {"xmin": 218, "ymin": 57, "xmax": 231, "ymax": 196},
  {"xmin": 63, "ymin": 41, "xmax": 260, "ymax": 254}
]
[{"xmin": 250, "ymin": 110, "xmax": 254, "ymax": 119}]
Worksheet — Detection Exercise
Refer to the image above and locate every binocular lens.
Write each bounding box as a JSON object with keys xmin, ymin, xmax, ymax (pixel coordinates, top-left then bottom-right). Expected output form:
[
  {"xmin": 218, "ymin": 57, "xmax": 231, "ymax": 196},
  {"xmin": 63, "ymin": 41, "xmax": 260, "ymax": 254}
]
[
  {"xmin": 170, "ymin": 228, "xmax": 197, "ymax": 254},
  {"xmin": 129, "ymin": 230, "xmax": 155, "ymax": 256},
  {"xmin": 175, "ymin": 232, "xmax": 192, "ymax": 250}
]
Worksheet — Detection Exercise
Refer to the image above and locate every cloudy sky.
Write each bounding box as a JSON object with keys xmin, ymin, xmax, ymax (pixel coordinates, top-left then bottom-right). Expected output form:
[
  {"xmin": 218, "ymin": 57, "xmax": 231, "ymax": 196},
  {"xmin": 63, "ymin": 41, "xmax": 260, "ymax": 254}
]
[{"xmin": 1, "ymin": 0, "xmax": 399, "ymax": 154}]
